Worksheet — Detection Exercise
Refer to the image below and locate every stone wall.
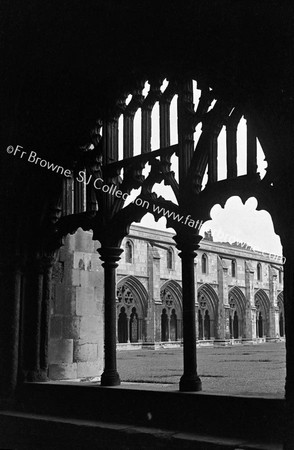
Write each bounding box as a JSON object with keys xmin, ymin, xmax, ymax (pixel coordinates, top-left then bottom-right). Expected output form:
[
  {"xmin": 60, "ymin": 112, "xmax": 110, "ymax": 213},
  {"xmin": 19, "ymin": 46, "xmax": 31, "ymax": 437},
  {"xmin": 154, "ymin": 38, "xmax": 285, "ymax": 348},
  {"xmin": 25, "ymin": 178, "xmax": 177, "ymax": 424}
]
[{"xmin": 49, "ymin": 229, "xmax": 104, "ymax": 380}]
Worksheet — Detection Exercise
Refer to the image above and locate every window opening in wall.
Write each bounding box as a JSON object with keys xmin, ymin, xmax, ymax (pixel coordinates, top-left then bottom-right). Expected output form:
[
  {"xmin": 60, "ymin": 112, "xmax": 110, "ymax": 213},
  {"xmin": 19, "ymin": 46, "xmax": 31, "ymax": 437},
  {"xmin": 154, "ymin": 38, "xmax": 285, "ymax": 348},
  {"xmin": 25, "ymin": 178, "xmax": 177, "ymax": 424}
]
[
  {"xmin": 257, "ymin": 263, "xmax": 262, "ymax": 281},
  {"xmin": 167, "ymin": 248, "xmax": 173, "ymax": 269},
  {"xmin": 125, "ymin": 241, "xmax": 133, "ymax": 263},
  {"xmin": 232, "ymin": 259, "xmax": 236, "ymax": 278},
  {"xmin": 201, "ymin": 254, "xmax": 208, "ymax": 274}
]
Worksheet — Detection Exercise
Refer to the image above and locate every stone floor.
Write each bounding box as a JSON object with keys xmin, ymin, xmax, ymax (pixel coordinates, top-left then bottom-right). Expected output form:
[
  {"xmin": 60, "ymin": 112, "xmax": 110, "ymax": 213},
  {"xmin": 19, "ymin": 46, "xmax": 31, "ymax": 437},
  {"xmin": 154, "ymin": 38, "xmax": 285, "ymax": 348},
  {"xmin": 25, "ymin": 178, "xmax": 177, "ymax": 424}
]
[{"xmin": 117, "ymin": 342, "xmax": 286, "ymax": 396}]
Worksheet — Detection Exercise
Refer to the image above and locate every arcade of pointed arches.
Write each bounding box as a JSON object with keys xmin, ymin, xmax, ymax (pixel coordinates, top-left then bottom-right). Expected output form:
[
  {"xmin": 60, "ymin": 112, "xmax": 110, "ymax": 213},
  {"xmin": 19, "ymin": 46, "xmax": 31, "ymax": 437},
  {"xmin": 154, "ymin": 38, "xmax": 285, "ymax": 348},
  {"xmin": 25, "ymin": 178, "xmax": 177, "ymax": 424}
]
[
  {"xmin": 160, "ymin": 280, "xmax": 183, "ymax": 342},
  {"xmin": 116, "ymin": 276, "xmax": 148, "ymax": 343},
  {"xmin": 116, "ymin": 276, "xmax": 284, "ymax": 344}
]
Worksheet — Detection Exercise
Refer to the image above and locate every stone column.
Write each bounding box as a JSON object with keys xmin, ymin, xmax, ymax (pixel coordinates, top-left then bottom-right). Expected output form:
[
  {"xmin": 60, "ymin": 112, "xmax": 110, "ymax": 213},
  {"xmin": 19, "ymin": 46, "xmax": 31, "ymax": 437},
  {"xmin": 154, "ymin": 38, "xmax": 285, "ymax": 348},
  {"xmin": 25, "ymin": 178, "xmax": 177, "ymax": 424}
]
[
  {"xmin": 217, "ymin": 257, "xmax": 229, "ymax": 341},
  {"xmin": 167, "ymin": 315, "xmax": 171, "ymax": 341},
  {"xmin": 245, "ymin": 261, "xmax": 255, "ymax": 340},
  {"xmin": 174, "ymin": 232, "xmax": 202, "ymax": 392},
  {"xmin": 126, "ymin": 316, "xmax": 130, "ymax": 343},
  {"xmin": 40, "ymin": 257, "xmax": 55, "ymax": 378},
  {"xmin": 0, "ymin": 260, "xmax": 22, "ymax": 398},
  {"xmin": 24, "ymin": 254, "xmax": 56, "ymax": 382},
  {"xmin": 25, "ymin": 258, "xmax": 44, "ymax": 382},
  {"xmin": 146, "ymin": 244, "xmax": 161, "ymax": 345},
  {"xmin": 268, "ymin": 267, "xmax": 278, "ymax": 340},
  {"xmin": 281, "ymin": 240, "xmax": 294, "ymax": 449},
  {"xmin": 98, "ymin": 247, "xmax": 123, "ymax": 386}
]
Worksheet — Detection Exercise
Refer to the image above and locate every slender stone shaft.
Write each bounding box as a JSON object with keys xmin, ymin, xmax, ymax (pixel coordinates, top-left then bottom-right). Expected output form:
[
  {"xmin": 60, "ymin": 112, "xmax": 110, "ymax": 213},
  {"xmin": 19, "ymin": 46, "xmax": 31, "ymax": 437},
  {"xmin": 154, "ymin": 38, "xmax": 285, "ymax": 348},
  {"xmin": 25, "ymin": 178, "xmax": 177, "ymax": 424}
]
[
  {"xmin": 175, "ymin": 232, "xmax": 202, "ymax": 392},
  {"xmin": 40, "ymin": 259, "xmax": 54, "ymax": 379},
  {"xmin": 0, "ymin": 264, "xmax": 21, "ymax": 397},
  {"xmin": 98, "ymin": 247, "xmax": 123, "ymax": 386},
  {"xmin": 26, "ymin": 261, "xmax": 44, "ymax": 382},
  {"xmin": 281, "ymin": 241, "xmax": 294, "ymax": 449}
]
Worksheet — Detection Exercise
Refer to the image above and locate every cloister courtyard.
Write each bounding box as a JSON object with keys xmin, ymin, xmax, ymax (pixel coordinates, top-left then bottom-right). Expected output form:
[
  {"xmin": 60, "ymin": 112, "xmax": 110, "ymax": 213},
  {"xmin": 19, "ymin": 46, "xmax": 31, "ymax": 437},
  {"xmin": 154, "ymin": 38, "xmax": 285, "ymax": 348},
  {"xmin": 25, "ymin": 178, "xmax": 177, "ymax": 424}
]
[{"xmin": 117, "ymin": 342, "xmax": 286, "ymax": 397}]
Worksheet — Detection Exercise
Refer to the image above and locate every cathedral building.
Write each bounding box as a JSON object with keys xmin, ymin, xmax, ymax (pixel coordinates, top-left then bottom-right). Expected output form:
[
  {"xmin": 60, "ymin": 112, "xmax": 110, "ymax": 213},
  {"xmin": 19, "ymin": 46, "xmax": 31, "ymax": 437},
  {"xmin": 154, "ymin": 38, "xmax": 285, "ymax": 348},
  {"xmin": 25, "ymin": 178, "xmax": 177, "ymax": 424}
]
[{"xmin": 49, "ymin": 225, "xmax": 284, "ymax": 380}]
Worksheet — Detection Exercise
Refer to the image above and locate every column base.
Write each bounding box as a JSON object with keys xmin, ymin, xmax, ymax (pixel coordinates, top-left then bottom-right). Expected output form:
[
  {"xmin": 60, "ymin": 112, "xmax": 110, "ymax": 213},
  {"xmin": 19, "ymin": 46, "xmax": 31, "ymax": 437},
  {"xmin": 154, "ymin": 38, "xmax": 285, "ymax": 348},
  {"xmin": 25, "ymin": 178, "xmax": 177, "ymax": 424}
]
[
  {"xmin": 179, "ymin": 374, "xmax": 202, "ymax": 392},
  {"xmin": 101, "ymin": 370, "xmax": 121, "ymax": 386},
  {"xmin": 26, "ymin": 369, "xmax": 48, "ymax": 382}
]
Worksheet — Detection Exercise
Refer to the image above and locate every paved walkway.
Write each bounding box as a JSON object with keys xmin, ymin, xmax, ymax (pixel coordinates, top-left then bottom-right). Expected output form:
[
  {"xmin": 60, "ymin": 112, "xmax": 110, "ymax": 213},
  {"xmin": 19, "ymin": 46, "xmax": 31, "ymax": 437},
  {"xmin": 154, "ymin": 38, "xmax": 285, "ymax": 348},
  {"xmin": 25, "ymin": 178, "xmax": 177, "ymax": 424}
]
[{"xmin": 117, "ymin": 342, "xmax": 286, "ymax": 397}]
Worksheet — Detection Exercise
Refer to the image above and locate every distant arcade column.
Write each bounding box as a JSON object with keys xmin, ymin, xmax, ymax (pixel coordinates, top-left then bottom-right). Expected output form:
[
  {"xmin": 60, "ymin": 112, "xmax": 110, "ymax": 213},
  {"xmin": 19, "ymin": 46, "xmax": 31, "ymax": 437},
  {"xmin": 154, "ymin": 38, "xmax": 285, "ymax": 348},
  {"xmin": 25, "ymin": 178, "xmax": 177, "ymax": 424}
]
[
  {"xmin": 174, "ymin": 231, "xmax": 202, "ymax": 392},
  {"xmin": 98, "ymin": 247, "xmax": 123, "ymax": 386}
]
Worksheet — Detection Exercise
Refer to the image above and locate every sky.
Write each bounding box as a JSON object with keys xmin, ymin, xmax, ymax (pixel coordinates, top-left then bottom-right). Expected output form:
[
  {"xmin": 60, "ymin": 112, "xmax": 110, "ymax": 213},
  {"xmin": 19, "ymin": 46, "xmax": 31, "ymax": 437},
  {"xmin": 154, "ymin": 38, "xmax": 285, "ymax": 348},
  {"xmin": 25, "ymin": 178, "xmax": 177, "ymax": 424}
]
[{"xmin": 118, "ymin": 81, "xmax": 283, "ymax": 256}]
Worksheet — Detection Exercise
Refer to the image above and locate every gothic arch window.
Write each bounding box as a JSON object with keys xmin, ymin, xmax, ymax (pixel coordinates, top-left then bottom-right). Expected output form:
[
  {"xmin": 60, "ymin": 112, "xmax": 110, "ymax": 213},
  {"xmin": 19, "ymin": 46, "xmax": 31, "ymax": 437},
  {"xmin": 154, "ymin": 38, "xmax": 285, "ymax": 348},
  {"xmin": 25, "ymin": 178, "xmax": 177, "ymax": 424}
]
[
  {"xmin": 255, "ymin": 299, "xmax": 264, "ymax": 337},
  {"xmin": 116, "ymin": 282, "xmax": 145, "ymax": 343},
  {"xmin": 228, "ymin": 287, "xmax": 246, "ymax": 339},
  {"xmin": 160, "ymin": 284, "xmax": 182, "ymax": 342},
  {"xmin": 201, "ymin": 254, "xmax": 208, "ymax": 274},
  {"xmin": 125, "ymin": 240, "xmax": 133, "ymax": 263},
  {"xmin": 167, "ymin": 247, "xmax": 173, "ymax": 270},
  {"xmin": 279, "ymin": 269, "xmax": 283, "ymax": 284},
  {"xmin": 197, "ymin": 291, "xmax": 215, "ymax": 340},
  {"xmin": 254, "ymin": 290, "xmax": 270, "ymax": 339},
  {"xmin": 231, "ymin": 259, "xmax": 236, "ymax": 278},
  {"xmin": 257, "ymin": 263, "xmax": 262, "ymax": 281}
]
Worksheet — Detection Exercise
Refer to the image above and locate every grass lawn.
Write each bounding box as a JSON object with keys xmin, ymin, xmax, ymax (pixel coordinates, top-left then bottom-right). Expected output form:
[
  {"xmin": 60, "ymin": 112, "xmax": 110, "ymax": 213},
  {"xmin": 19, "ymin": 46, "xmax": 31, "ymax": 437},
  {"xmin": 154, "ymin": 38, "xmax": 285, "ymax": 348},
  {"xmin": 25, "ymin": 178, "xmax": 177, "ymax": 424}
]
[{"xmin": 117, "ymin": 342, "xmax": 286, "ymax": 396}]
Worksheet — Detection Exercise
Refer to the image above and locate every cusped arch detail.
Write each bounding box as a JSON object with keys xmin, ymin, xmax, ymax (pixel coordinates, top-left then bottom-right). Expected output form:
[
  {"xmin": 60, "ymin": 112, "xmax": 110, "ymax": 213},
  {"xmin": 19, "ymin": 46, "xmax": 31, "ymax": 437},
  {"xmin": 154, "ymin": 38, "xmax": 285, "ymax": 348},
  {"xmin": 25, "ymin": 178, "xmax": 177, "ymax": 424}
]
[
  {"xmin": 254, "ymin": 289, "xmax": 270, "ymax": 338},
  {"xmin": 277, "ymin": 291, "xmax": 284, "ymax": 304},
  {"xmin": 228, "ymin": 286, "xmax": 246, "ymax": 315},
  {"xmin": 255, "ymin": 289, "xmax": 270, "ymax": 310},
  {"xmin": 117, "ymin": 275, "xmax": 148, "ymax": 316},
  {"xmin": 277, "ymin": 291, "xmax": 284, "ymax": 313},
  {"xmin": 197, "ymin": 283, "xmax": 218, "ymax": 315},
  {"xmin": 160, "ymin": 280, "xmax": 182, "ymax": 313}
]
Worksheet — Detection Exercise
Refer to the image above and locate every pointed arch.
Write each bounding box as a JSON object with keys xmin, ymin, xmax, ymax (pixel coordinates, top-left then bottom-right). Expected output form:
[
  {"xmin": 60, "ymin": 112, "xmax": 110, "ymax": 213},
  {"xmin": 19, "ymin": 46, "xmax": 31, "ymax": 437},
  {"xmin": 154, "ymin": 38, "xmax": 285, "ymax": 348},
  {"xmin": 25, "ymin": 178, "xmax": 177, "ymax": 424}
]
[
  {"xmin": 160, "ymin": 280, "xmax": 182, "ymax": 310},
  {"xmin": 197, "ymin": 283, "xmax": 219, "ymax": 340},
  {"xmin": 116, "ymin": 276, "xmax": 148, "ymax": 343},
  {"xmin": 228, "ymin": 286, "xmax": 246, "ymax": 338},
  {"xmin": 254, "ymin": 289, "xmax": 270, "ymax": 338},
  {"xmin": 117, "ymin": 275, "xmax": 148, "ymax": 315},
  {"xmin": 255, "ymin": 289, "xmax": 270, "ymax": 310},
  {"xmin": 228, "ymin": 286, "xmax": 246, "ymax": 316},
  {"xmin": 197, "ymin": 283, "xmax": 218, "ymax": 315},
  {"xmin": 160, "ymin": 280, "xmax": 182, "ymax": 341}
]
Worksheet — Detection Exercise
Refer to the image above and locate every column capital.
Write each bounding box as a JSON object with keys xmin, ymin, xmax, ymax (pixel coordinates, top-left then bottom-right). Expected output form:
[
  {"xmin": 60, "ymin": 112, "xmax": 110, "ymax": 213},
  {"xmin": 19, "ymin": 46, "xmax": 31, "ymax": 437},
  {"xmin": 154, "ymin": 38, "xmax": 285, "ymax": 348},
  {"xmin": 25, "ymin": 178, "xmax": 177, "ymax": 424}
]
[
  {"xmin": 98, "ymin": 247, "xmax": 123, "ymax": 267},
  {"xmin": 174, "ymin": 231, "xmax": 202, "ymax": 257}
]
